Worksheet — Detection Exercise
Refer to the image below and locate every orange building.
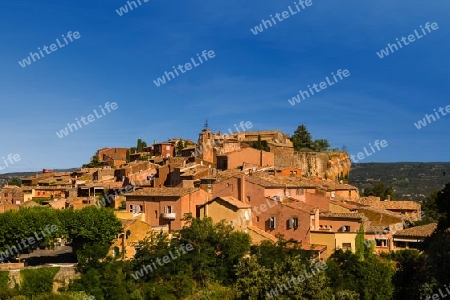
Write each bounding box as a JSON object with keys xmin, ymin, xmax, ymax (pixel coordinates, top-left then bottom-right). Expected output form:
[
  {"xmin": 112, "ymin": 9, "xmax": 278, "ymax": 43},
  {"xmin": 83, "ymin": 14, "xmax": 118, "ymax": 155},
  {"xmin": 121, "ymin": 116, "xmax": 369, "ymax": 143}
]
[
  {"xmin": 98, "ymin": 148, "xmax": 128, "ymax": 168},
  {"xmin": 216, "ymin": 147, "xmax": 274, "ymax": 171},
  {"xmin": 125, "ymin": 187, "xmax": 210, "ymax": 231}
]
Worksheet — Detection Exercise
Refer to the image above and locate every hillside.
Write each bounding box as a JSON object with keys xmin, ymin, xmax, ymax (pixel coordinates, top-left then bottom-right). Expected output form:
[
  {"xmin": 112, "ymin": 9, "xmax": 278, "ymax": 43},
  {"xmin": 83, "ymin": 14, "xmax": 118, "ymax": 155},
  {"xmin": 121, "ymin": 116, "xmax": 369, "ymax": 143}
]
[{"xmin": 349, "ymin": 162, "xmax": 450, "ymax": 201}]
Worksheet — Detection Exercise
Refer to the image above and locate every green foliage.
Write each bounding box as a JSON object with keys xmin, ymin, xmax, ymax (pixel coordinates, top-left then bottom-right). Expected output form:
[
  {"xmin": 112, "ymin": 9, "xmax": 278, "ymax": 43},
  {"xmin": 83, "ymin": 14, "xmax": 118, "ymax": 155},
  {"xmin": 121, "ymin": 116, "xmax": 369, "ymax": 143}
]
[
  {"xmin": 176, "ymin": 214, "xmax": 251, "ymax": 285},
  {"xmin": 65, "ymin": 206, "xmax": 122, "ymax": 261},
  {"xmin": 326, "ymin": 249, "xmax": 394, "ymax": 300},
  {"xmin": 311, "ymin": 139, "xmax": 330, "ymax": 152},
  {"xmin": 385, "ymin": 250, "xmax": 432, "ymax": 299},
  {"xmin": 82, "ymin": 152, "xmax": 100, "ymax": 168},
  {"xmin": 186, "ymin": 282, "xmax": 235, "ymax": 300},
  {"xmin": 0, "ymin": 207, "xmax": 64, "ymax": 259},
  {"xmin": 423, "ymin": 182, "xmax": 450, "ymax": 287},
  {"xmin": 249, "ymin": 135, "xmax": 270, "ymax": 152},
  {"xmin": 126, "ymin": 149, "xmax": 130, "ymax": 163},
  {"xmin": 176, "ymin": 140, "xmax": 185, "ymax": 156},
  {"xmin": 292, "ymin": 124, "xmax": 313, "ymax": 150},
  {"xmin": 7, "ymin": 178, "xmax": 21, "ymax": 187},
  {"xmin": 415, "ymin": 190, "xmax": 442, "ymax": 225},
  {"xmin": 136, "ymin": 139, "xmax": 145, "ymax": 153},
  {"xmin": 234, "ymin": 253, "xmax": 333, "ymax": 299},
  {"xmin": 355, "ymin": 224, "xmax": 365, "ymax": 260},
  {"xmin": 362, "ymin": 181, "xmax": 395, "ymax": 200},
  {"xmin": 0, "ymin": 271, "xmax": 9, "ymax": 290},
  {"xmin": 20, "ymin": 267, "xmax": 59, "ymax": 296},
  {"xmin": 292, "ymin": 124, "xmax": 330, "ymax": 152}
]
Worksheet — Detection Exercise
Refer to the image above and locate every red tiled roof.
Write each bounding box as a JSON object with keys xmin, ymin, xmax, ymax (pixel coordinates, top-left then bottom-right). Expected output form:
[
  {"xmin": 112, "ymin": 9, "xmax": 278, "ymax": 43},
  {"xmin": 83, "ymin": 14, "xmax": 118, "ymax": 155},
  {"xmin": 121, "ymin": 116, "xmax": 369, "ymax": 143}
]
[
  {"xmin": 126, "ymin": 187, "xmax": 199, "ymax": 197},
  {"xmin": 214, "ymin": 196, "xmax": 252, "ymax": 209},
  {"xmin": 283, "ymin": 199, "xmax": 318, "ymax": 213},
  {"xmin": 247, "ymin": 226, "xmax": 278, "ymax": 243},
  {"xmin": 394, "ymin": 223, "xmax": 437, "ymax": 238},
  {"xmin": 320, "ymin": 212, "xmax": 366, "ymax": 220}
]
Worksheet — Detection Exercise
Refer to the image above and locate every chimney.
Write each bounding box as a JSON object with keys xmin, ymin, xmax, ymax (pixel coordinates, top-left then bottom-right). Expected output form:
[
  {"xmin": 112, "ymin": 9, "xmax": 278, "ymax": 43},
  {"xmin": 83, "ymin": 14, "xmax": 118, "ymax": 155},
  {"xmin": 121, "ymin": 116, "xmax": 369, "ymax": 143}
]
[
  {"xmin": 240, "ymin": 175, "xmax": 245, "ymax": 201},
  {"xmin": 314, "ymin": 208, "xmax": 320, "ymax": 231}
]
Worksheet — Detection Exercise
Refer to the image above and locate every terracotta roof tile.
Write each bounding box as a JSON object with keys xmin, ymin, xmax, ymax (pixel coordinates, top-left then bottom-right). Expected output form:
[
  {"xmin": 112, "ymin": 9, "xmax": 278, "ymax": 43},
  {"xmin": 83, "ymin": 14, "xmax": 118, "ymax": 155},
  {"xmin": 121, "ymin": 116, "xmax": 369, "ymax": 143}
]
[
  {"xmin": 394, "ymin": 223, "xmax": 437, "ymax": 238},
  {"xmin": 215, "ymin": 196, "xmax": 252, "ymax": 209},
  {"xmin": 126, "ymin": 187, "xmax": 198, "ymax": 197},
  {"xmin": 247, "ymin": 226, "xmax": 278, "ymax": 242},
  {"xmin": 320, "ymin": 212, "xmax": 366, "ymax": 220}
]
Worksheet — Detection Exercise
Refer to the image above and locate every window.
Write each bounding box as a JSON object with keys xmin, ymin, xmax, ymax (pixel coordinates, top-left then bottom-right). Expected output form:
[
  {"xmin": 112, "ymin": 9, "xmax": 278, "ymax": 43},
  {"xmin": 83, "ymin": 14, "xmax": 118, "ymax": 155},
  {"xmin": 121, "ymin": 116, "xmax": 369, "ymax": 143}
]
[
  {"xmin": 256, "ymin": 216, "xmax": 260, "ymax": 222},
  {"xmin": 246, "ymin": 196, "xmax": 250, "ymax": 202},
  {"xmin": 340, "ymin": 225, "xmax": 351, "ymax": 232},
  {"xmin": 129, "ymin": 205, "xmax": 142, "ymax": 214},
  {"xmin": 342, "ymin": 243, "xmax": 352, "ymax": 251},
  {"xmin": 164, "ymin": 206, "xmax": 174, "ymax": 213},
  {"xmin": 166, "ymin": 146, "xmax": 171, "ymax": 150},
  {"xmin": 269, "ymin": 217, "xmax": 277, "ymax": 229},
  {"xmin": 155, "ymin": 210, "xmax": 158, "ymax": 218},
  {"xmin": 375, "ymin": 239, "xmax": 388, "ymax": 247},
  {"xmin": 4, "ymin": 193, "xmax": 8, "ymax": 197},
  {"xmin": 293, "ymin": 218, "xmax": 299, "ymax": 230},
  {"xmin": 287, "ymin": 217, "xmax": 299, "ymax": 230},
  {"xmin": 113, "ymin": 246, "xmax": 120, "ymax": 258},
  {"xmin": 296, "ymin": 189, "xmax": 304, "ymax": 196}
]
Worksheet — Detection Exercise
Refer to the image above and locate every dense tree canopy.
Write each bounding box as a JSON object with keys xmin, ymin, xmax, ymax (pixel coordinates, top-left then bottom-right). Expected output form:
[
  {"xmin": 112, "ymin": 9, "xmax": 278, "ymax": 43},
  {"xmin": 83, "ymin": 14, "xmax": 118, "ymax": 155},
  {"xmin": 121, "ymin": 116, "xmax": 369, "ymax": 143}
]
[
  {"xmin": 362, "ymin": 181, "xmax": 395, "ymax": 200},
  {"xmin": 291, "ymin": 124, "xmax": 331, "ymax": 152}
]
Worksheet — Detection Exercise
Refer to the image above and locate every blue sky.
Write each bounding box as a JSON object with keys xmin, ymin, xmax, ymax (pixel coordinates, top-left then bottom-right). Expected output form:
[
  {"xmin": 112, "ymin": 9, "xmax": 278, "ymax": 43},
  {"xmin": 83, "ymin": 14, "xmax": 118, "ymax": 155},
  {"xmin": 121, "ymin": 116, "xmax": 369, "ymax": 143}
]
[{"xmin": 1, "ymin": 0, "xmax": 449, "ymax": 172}]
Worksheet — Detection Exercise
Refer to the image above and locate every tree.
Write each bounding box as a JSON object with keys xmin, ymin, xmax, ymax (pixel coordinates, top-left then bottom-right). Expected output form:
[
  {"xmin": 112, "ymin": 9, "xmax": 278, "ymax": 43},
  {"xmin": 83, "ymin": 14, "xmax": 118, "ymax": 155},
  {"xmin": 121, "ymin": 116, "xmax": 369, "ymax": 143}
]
[
  {"xmin": 292, "ymin": 125, "xmax": 312, "ymax": 151},
  {"xmin": 326, "ymin": 248, "xmax": 394, "ymax": 299},
  {"xmin": 126, "ymin": 149, "xmax": 130, "ymax": 163},
  {"xmin": 7, "ymin": 178, "xmax": 21, "ymax": 187},
  {"xmin": 176, "ymin": 140, "xmax": 184, "ymax": 156},
  {"xmin": 386, "ymin": 250, "xmax": 432, "ymax": 299},
  {"xmin": 415, "ymin": 190, "xmax": 443, "ymax": 225},
  {"xmin": 137, "ymin": 139, "xmax": 143, "ymax": 153},
  {"xmin": 249, "ymin": 135, "xmax": 270, "ymax": 152},
  {"xmin": 312, "ymin": 139, "xmax": 330, "ymax": 152},
  {"xmin": 423, "ymin": 183, "xmax": 450, "ymax": 287},
  {"xmin": 363, "ymin": 181, "xmax": 395, "ymax": 200},
  {"xmin": 65, "ymin": 206, "xmax": 122, "ymax": 260},
  {"xmin": 82, "ymin": 152, "xmax": 100, "ymax": 168}
]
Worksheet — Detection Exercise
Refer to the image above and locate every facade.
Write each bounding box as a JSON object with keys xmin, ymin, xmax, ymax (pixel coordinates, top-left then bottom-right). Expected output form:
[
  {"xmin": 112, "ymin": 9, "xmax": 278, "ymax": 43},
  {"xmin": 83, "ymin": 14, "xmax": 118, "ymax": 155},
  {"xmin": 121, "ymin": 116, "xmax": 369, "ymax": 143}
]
[
  {"xmin": 153, "ymin": 143, "xmax": 175, "ymax": 158},
  {"xmin": 98, "ymin": 148, "xmax": 128, "ymax": 168},
  {"xmin": 1, "ymin": 186, "xmax": 24, "ymax": 204},
  {"xmin": 199, "ymin": 196, "xmax": 253, "ymax": 232},
  {"xmin": 110, "ymin": 219, "xmax": 154, "ymax": 260},
  {"xmin": 125, "ymin": 187, "xmax": 211, "ymax": 231},
  {"xmin": 310, "ymin": 213, "xmax": 365, "ymax": 258},
  {"xmin": 393, "ymin": 223, "xmax": 437, "ymax": 250},
  {"xmin": 216, "ymin": 147, "xmax": 275, "ymax": 171}
]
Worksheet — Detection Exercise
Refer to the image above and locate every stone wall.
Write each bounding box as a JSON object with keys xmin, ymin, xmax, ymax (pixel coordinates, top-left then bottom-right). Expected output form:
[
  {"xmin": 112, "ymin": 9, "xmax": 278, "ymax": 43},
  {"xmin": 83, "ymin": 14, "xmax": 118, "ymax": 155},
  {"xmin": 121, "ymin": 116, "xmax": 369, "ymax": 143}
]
[{"xmin": 6, "ymin": 265, "xmax": 79, "ymax": 291}]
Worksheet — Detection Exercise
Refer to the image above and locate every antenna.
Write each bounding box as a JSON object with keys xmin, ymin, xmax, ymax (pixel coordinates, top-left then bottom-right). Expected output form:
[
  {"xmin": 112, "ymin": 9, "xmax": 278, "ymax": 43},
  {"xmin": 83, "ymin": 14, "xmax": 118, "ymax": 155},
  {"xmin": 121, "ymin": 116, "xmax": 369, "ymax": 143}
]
[{"xmin": 204, "ymin": 119, "xmax": 209, "ymax": 129}]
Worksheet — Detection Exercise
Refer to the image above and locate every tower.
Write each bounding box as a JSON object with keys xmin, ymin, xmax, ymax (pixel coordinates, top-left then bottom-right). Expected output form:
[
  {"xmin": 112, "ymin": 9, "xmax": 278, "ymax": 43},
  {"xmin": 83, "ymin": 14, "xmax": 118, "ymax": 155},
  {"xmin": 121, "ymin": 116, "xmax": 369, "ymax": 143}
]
[{"xmin": 198, "ymin": 127, "xmax": 214, "ymax": 164}]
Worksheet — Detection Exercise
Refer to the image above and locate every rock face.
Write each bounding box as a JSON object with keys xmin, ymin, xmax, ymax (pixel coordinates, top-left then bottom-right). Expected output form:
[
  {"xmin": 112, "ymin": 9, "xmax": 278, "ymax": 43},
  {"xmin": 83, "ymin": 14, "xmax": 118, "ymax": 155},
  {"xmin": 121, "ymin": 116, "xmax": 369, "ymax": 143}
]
[{"xmin": 274, "ymin": 151, "xmax": 351, "ymax": 179}]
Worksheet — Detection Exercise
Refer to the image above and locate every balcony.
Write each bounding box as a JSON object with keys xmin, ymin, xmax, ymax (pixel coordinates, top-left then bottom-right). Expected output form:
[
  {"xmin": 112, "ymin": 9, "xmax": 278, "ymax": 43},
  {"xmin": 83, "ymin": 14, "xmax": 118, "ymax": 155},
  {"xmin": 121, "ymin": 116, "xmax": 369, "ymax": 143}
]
[{"xmin": 161, "ymin": 212, "xmax": 176, "ymax": 220}]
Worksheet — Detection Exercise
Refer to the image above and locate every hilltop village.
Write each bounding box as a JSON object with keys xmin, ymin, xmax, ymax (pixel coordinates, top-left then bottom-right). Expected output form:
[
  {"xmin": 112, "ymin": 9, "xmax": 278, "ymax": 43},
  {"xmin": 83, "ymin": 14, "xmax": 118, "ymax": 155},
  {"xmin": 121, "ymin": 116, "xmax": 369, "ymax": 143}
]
[{"xmin": 0, "ymin": 127, "xmax": 433, "ymax": 262}]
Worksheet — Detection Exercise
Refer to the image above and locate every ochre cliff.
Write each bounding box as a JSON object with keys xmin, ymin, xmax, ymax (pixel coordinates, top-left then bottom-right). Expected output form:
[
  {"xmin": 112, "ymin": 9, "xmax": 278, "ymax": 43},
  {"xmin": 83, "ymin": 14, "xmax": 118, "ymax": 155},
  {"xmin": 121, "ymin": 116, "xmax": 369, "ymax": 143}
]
[{"xmin": 274, "ymin": 151, "xmax": 351, "ymax": 180}]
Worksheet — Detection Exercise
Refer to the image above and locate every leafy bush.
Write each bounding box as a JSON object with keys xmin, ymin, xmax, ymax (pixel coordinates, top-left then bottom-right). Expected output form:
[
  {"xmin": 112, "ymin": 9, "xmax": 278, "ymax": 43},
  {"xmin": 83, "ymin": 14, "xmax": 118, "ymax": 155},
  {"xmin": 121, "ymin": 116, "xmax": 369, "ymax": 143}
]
[{"xmin": 20, "ymin": 267, "xmax": 60, "ymax": 296}]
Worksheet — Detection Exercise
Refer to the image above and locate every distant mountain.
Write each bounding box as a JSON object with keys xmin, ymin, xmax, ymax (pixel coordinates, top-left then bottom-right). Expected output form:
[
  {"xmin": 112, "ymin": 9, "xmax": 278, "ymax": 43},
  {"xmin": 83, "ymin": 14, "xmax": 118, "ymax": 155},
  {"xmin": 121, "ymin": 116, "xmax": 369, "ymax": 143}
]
[{"xmin": 349, "ymin": 162, "xmax": 450, "ymax": 201}]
